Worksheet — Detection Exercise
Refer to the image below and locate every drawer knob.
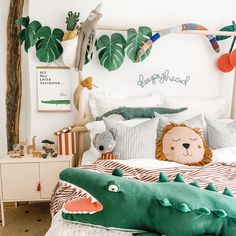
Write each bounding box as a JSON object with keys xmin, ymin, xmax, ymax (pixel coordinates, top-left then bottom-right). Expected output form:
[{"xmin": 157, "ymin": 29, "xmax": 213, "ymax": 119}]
[{"xmin": 37, "ymin": 183, "xmax": 41, "ymax": 191}]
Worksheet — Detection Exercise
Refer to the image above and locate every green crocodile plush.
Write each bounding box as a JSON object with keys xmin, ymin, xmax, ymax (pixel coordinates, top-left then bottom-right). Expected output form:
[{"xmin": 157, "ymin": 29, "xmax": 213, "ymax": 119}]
[
  {"xmin": 60, "ymin": 168, "xmax": 236, "ymax": 236},
  {"xmin": 96, "ymin": 106, "xmax": 188, "ymax": 121}
]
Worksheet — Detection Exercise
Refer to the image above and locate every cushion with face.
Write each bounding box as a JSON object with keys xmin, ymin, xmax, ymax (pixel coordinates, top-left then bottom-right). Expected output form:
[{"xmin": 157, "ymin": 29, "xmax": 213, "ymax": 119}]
[{"xmin": 156, "ymin": 123, "xmax": 212, "ymax": 166}]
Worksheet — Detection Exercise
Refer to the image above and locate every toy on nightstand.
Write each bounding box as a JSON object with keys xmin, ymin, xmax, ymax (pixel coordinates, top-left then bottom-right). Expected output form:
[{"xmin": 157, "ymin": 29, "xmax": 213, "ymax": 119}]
[
  {"xmin": 9, "ymin": 144, "xmax": 22, "ymax": 158},
  {"xmin": 32, "ymin": 150, "xmax": 43, "ymax": 157},
  {"xmin": 27, "ymin": 136, "xmax": 36, "ymax": 154},
  {"xmin": 42, "ymin": 140, "xmax": 58, "ymax": 157},
  {"xmin": 19, "ymin": 140, "xmax": 27, "ymax": 155},
  {"xmin": 93, "ymin": 129, "xmax": 120, "ymax": 160}
]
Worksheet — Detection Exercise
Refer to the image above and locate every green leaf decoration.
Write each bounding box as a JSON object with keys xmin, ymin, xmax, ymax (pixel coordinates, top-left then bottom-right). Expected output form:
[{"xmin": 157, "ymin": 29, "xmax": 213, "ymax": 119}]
[
  {"xmin": 96, "ymin": 33, "xmax": 126, "ymax": 71},
  {"xmin": 16, "ymin": 16, "xmax": 42, "ymax": 52},
  {"xmin": 126, "ymin": 26, "xmax": 152, "ymax": 63},
  {"xmin": 216, "ymin": 25, "xmax": 235, "ymax": 41},
  {"xmin": 36, "ymin": 27, "xmax": 64, "ymax": 63}
]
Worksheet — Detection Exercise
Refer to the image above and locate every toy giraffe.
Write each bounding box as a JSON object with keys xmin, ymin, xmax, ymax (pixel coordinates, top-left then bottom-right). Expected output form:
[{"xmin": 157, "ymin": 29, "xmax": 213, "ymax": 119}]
[{"xmin": 27, "ymin": 136, "xmax": 36, "ymax": 154}]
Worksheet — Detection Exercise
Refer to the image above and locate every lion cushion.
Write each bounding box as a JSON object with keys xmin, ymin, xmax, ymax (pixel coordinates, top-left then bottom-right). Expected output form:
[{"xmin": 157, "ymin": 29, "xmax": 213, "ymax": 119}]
[{"xmin": 156, "ymin": 123, "xmax": 212, "ymax": 166}]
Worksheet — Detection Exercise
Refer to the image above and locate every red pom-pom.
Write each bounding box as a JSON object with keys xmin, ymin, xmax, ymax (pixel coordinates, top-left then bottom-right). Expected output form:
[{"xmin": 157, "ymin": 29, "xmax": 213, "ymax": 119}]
[
  {"xmin": 230, "ymin": 48, "xmax": 236, "ymax": 67},
  {"xmin": 217, "ymin": 53, "xmax": 234, "ymax": 73}
]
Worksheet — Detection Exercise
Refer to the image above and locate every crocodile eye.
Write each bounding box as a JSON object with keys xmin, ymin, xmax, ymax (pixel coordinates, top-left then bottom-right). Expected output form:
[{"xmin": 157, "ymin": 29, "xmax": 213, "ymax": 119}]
[
  {"xmin": 108, "ymin": 184, "xmax": 119, "ymax": 192},
  {"xmin": 107, "ymin": 180, "xmax": 119, "ymax": 192}
]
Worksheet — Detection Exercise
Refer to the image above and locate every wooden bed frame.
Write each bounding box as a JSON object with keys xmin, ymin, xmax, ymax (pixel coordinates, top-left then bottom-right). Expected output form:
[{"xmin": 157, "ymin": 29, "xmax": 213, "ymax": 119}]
[{"xmin": 71, "ymin": 25, "xmax": 236, "ymax": 166}]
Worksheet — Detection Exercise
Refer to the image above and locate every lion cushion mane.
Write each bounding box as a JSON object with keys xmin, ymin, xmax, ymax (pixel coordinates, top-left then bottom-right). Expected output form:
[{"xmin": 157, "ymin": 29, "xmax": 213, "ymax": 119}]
[{"xmin": 156, "ymin": 123, "xmax": 212, "ymax": 166}]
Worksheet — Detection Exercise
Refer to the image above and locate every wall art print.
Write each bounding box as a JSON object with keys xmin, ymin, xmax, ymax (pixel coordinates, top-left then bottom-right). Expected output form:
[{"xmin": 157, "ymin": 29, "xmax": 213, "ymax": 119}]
[{"xmin": 37, "ymin": 67, "xmax": 71, "ymax": 112}]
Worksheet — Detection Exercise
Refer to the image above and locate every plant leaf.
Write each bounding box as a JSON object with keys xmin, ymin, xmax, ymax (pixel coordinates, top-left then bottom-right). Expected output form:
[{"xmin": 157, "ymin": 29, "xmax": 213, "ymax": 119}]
[
  {"xmin": 216, "ymin": 25, "xmax": 235, "ymax": 41},
  {"xmin": 15, "ymin": 16, "xmax": 30, "ymax": 27},
  {"xmin": 53, "ymin": 28, "xmax": 64, "ymax": 41},
  {"xmin": 96, "ymin": 33, "xmax": 126, "ymax": 71},
  {"xmin": 16, "ymin": 18, "xmax": 42, "ymax": 52},
  {"xmin": 126, "ymin": 26, "xmax": 152, "ymax": 62},
  {"xmin": 36, "ymin": 26, "xmax": 64, "ymax": 63}
]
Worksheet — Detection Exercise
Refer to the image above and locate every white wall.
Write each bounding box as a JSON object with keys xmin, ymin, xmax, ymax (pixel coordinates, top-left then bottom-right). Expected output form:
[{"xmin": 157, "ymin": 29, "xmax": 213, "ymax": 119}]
[
  {"xmin": 1, "ymin": 0, "xmax": 235, "ymax": 152},
  {"xmin": 0, "ymin": 0, "xmax": 9, "ymax": 158}
]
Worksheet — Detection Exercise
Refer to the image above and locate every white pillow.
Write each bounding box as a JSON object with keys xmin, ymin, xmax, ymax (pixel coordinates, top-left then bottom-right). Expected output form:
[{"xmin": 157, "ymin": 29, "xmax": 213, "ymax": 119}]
[
  {"xmin": 161, "ymin": 95, "xmax": 228, "ymax": 121},
  {"xmin": 206, "ymin": 118, "xmax": 236, "ymax": 149},
  {"xmin": 85, "ymin": 119, "xmax": 150, "ymax": 160},
  {"xmin": 155, "ymin": 113, "xmax": 205, "ymax": 137},
  {"xmin": 212, "ymin": 147, "xmax": 236, "ymax": 163},
  {"xmin": 89, "ymin": 91, "xmax": 163, "ymax": 119},
  {"xmin": 104, "ymin": 118, "xmax": 159, "ymax": 160}
]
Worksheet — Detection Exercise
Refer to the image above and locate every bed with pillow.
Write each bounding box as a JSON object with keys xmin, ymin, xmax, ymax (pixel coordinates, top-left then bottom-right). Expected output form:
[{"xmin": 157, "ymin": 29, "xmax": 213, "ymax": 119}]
[{"xmin": 46, "ymin": 91, "xmax": 236, "ymax": 236}]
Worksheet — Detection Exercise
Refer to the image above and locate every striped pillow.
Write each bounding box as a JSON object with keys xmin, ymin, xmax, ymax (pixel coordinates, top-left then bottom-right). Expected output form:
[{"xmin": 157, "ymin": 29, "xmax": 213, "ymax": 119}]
[
  {"xmin": 206, "ymin": 119, "xmax": 236, "ymax": 149},
  {"xmin": 103, "ymin": 118, "xmax": 159, "ymax": 160}
]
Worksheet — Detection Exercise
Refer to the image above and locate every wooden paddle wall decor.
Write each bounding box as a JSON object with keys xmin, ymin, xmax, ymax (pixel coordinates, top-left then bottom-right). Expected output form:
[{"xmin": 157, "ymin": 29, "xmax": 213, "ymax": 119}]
[{"xmin": 6, "ymin": 0, "xmax": 24, "ymax": 150}]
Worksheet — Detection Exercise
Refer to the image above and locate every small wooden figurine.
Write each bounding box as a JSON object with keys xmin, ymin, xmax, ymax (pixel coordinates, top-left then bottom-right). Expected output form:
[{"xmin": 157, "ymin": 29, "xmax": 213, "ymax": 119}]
[{"xmin": 27, "ymin": 136, "xmax": 36, "ymax": 154}]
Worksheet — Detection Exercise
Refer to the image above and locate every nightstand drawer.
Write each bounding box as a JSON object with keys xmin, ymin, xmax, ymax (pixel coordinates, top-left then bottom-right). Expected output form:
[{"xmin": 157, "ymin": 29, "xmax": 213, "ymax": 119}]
[{"xmin": 1, "ymin": 163, "xmax": 40, "ymax": 200}]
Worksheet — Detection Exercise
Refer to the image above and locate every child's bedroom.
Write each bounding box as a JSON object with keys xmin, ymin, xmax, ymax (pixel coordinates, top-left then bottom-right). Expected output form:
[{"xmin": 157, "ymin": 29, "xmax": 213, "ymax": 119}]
[{"xmin": 0, "ymin": 0, "xmax": 236, "ymax": 235}]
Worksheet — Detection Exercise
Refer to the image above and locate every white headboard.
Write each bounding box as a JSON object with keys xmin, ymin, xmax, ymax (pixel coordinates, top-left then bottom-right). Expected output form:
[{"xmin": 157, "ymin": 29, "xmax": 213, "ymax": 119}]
[{"xmin": 23, "ymin": 0, "xmax": 236, "ymax": 146}]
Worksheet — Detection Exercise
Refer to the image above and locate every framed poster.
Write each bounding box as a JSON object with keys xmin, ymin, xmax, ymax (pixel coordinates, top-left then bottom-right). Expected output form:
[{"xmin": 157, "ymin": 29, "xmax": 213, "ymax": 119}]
[{"xmin": 37, "ymin": 66, "xmax": 71, "ymax": 112}]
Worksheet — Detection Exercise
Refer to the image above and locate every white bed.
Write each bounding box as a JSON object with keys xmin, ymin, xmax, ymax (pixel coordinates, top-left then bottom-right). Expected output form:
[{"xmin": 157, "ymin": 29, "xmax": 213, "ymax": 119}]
[{"xmin": 45, "ymin": 147, "xmax": 236, "ymax": 236}]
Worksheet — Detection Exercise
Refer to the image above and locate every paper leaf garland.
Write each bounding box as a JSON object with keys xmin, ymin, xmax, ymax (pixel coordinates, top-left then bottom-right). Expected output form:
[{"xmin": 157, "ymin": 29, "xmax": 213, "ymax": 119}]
[
  {"xmin": 96, "ymin": 33, "xmax": 126, "ymax": 71},
  {"xmin": 126, "ymin": 26, "xmax": 152, "ymax": 63},
  {"xmin": 36, "ymin": 27, "xmax": 64, "ymax": 63},
  {"xmin": 16, "ymin": 16, "xmax": 42, "ymax": 52},
  {"xmin": 216, "ymin": 25, "xmax": 235, "ymax": 41}
]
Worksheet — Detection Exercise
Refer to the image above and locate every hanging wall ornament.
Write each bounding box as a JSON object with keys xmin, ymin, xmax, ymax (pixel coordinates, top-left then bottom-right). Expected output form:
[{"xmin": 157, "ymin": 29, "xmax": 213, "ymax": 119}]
[
  {"xmin": 126, "ymin": 26, "xmax": 153, "ymax": 63},
  {"xmin": 217, "ymin": 21, "xmax": 236, "ymax": 73},
  {"xmin": 16, "ymin": 17, "xmax": 64, "ymax": 63},
  {"xmin": 96, "ymin": 33, "xmax": 126, "ymax": 71},
  {"xmin": 136, "ymin": 23, "xmax": 220, "ymax": 61}
]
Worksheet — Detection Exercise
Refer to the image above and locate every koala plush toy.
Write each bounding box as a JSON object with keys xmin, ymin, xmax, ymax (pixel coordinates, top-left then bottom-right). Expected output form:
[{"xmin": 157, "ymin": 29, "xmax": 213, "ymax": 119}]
[{"xmin": 93, "ymin": 128, "xmax": 120, "ymax": 160}]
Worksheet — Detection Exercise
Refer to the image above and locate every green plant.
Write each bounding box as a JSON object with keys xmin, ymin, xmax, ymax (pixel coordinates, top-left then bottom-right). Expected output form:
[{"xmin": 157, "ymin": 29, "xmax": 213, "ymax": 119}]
[
  {"xmin": 66, "ymin": 11, "xmax": 80, "ymax": 31},
  {"xmin": 16, "ymin": 16, "xmax": 42, "ymax": 52},
  {"xmin": 96, "ymin": 33, "xmax": 126, "ymax": 71},
  {"xmin": 42, "ymin": 140, "xmax": 54, "ymax": 145},
  {"xmin": 126, "ymin": 26, "xmax": 152, "ymax": 63},
  {"xmin": 36, "ymin": 26, "xmax": 64, "ymax": 63}
]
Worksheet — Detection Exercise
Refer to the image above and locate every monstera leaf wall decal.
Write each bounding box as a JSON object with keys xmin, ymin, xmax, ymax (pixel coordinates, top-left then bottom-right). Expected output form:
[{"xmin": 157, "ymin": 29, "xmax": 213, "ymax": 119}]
[
  {"xmin": 96, "ymin": 33, "xmax": 126, "ymax": 71},
  {"xmin": 16, "ymin": 16, "xmax": 42, "ymax": 52},
  {"xmin": 126, "ymin": 26, "xmax": 152, "ymax": 63},
  {"xmin": 16, "ymin": 17, "xmax": 64, "ymax": 63},
  {"xmin": 36, "ymin": 27, "xmax": 64, "ymax": 63},
  {"xmin": 16, "ymin": 14, "xmax": 153, "ymax": 70},
  {"xmin": 96, "ymin": 27, "xmax": 153, "ymax": 71}
]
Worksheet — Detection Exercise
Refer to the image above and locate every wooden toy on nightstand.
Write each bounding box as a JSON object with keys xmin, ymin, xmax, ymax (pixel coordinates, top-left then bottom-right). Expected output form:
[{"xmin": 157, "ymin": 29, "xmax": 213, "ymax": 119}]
[{"xmin": 0, "ymin": 155, "xmax": 74, "ymax": 226}]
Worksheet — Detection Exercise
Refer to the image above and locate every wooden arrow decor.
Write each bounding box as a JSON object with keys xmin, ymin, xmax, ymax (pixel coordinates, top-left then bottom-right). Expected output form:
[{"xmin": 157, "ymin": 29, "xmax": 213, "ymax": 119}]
[{"xmin": 6, "ymin": 0, "xmax": 24, "ymax": 150}]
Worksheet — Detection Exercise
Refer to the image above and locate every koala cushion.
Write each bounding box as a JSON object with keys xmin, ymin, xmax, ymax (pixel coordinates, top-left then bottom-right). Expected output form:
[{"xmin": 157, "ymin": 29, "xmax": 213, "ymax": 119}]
[
  {"xmin": 93, "ymin": 128, "xmax": 119, "ymax": 160},
  {"xmin": 156, "ymin": 123, "xmax": 212, "ymax": 166}
]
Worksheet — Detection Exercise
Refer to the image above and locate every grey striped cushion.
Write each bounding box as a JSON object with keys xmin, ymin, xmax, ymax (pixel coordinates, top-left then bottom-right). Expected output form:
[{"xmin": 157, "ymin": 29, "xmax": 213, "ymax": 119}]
[
  {"xmin": 155, "ymin": 113, "xmax": 204, "ymax": 137},
  {"xmin": 103, "ymin": 118, "xmax": 159, "ymax": 160},
  {"xmin": 206, "ymin": 119, "xmax": 236, "ymax": 149}
]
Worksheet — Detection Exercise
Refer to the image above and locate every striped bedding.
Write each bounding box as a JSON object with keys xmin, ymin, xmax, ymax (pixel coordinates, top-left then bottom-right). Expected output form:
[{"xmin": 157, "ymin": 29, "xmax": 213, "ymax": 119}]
[{"xmin": 50, "ymin": 160, "xmax": 236, "ymax": 216}]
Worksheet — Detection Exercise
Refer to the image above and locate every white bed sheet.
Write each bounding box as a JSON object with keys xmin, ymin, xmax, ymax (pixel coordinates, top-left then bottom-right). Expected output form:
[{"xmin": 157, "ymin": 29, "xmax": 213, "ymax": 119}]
[
  {"xmin": 46, "ymin": 210, "xmax": 137, "ymax": 236},
  {"xmin": 46, "ymin": 147, "xmax": 236, "ymax": 236},
  {"xmin": 82, "ymin": 146, "xmax": 236, "ymax": 166}
]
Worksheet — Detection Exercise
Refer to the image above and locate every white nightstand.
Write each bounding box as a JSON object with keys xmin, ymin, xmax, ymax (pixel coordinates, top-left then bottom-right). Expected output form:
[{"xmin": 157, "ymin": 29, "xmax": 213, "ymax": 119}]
[{"xmin": 0, "ymin": 155, "xmax": 74, "ymax": 226}]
